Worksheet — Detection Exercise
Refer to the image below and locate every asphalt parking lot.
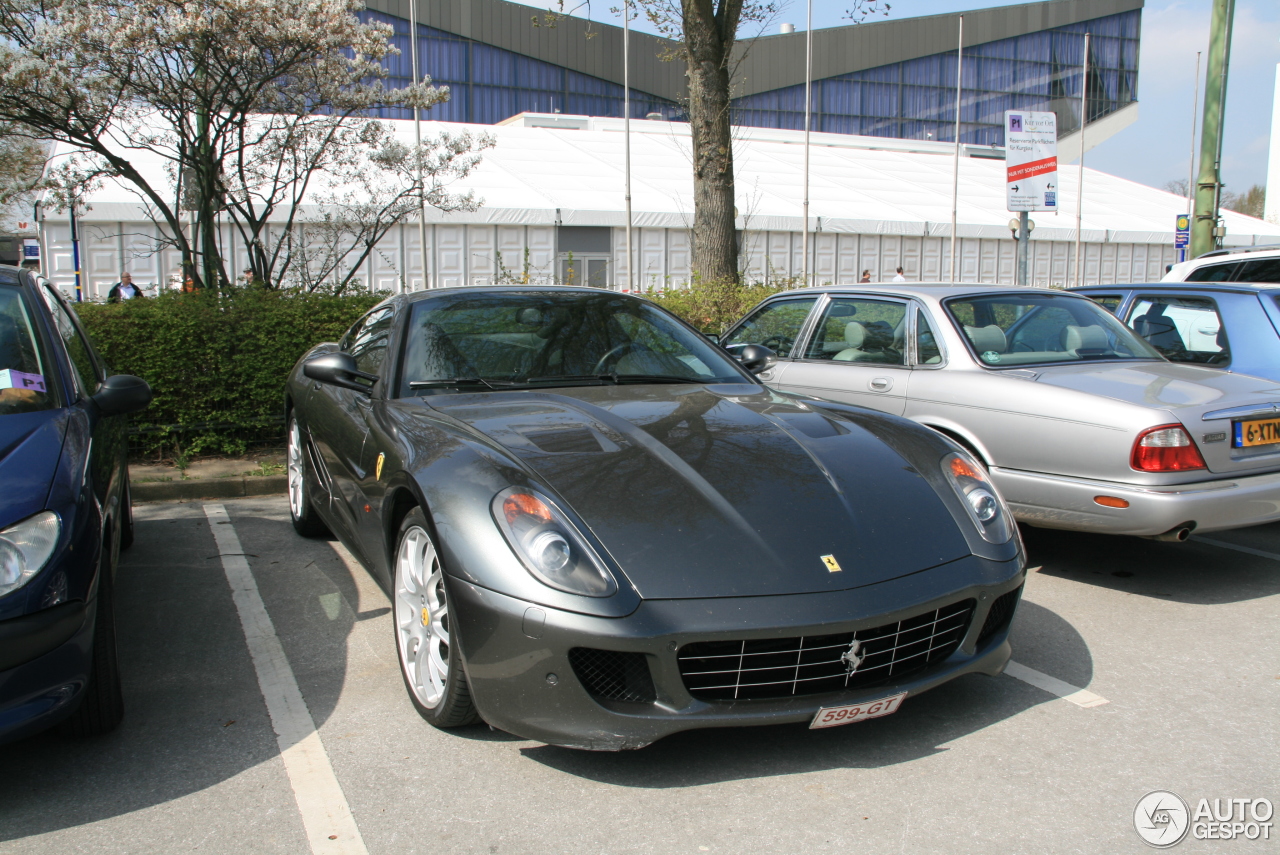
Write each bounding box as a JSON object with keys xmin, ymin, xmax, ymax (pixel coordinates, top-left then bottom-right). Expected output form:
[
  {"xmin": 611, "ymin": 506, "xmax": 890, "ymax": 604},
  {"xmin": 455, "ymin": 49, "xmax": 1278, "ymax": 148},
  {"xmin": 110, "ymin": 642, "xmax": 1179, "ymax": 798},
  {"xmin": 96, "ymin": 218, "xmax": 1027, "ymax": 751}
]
[{"xmin": 0, "ymin": 495, "xmax": 1275, "ymax": 854}]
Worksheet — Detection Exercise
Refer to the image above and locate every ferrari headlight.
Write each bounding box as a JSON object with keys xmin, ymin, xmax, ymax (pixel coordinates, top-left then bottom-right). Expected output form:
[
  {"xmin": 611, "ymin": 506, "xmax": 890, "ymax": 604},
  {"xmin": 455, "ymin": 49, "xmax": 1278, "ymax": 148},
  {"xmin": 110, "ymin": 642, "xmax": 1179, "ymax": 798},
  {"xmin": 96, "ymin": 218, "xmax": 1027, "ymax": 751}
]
[
  {"xmin": 940, "ymin": 453, "xmax": 1013, "ymax": 544},
  {"xmin": 0, "ymin": 511, "xmax": 61, "ymax": 599},
  {"xmin": 491, "ymin": 488, "xmax": 618, "ymax": 597}
]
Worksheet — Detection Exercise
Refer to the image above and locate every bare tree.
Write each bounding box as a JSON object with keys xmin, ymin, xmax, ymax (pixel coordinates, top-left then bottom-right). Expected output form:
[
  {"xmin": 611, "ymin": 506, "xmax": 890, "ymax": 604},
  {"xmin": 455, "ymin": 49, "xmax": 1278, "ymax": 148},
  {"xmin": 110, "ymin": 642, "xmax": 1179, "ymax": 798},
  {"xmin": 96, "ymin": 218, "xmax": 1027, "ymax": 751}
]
[
  {"xmin": 289, "ymin": 127, "xmax": 494, "ymax": 293},
  {"xmin": 1221, "ymin": 185, "xmax": 1265, "ymax": 220},
  {"xmin": 0, "ymin": 0, "xmax": 475, "ymax": 290}
]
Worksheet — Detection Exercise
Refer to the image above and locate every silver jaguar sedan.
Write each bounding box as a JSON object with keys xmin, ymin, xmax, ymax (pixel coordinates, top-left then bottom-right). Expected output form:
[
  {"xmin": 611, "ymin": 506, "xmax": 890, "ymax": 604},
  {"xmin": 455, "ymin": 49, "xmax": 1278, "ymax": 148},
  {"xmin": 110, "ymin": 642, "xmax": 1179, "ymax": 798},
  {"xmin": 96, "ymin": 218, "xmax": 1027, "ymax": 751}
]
[{"xmin": 721, "ymin": 284, "xmax": 1280, "ymax": 539}]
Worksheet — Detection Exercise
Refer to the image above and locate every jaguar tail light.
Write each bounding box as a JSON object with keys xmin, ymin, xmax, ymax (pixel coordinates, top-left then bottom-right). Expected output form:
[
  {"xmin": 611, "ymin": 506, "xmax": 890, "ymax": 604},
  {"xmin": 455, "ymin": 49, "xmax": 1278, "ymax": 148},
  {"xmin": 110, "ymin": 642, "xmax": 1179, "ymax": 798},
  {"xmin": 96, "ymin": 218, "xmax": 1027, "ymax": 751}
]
[{"xmin": 1131, "ymin": 424, "xmax": 1207, "ymax": 472}]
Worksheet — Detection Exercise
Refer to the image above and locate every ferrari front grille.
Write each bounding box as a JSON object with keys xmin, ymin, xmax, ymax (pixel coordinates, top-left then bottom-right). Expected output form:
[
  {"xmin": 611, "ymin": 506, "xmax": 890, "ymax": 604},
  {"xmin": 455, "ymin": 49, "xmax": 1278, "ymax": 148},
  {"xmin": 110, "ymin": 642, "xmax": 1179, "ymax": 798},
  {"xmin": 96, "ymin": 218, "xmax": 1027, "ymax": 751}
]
[
  {"xmin": 568, "ymin": 648, "xmax": 657, "ymax": 704},
  {"xmin": 677, "ymin": 599, "xmax": 976, "ymax": 701},
  {"xmin": 977, "ymin": 585, "xmax": 1022, "ymax": 646}
]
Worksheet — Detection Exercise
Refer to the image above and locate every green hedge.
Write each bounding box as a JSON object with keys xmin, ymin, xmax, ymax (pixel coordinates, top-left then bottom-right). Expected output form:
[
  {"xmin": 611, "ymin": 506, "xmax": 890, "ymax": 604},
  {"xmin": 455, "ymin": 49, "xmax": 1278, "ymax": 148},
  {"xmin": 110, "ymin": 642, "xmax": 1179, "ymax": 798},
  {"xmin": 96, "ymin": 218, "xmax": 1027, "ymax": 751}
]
[
  {"xmin": 646, "ymin": 278, "xmax": 788, "ymax": 334},
  {"xmin": 76, "ymin": 289, "xmax": 381, "ymax": 457},
  {"xmin": 72, "ymin": 279, "xmax": 788, "ymax": 459}
]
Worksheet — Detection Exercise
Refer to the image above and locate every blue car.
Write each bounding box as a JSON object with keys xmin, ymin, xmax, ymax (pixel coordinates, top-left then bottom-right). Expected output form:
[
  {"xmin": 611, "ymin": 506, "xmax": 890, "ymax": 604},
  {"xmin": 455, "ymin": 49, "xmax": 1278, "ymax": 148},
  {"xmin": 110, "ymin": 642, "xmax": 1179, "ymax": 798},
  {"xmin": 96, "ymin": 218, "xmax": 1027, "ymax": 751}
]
[
  {"xmin": 0, "ymin": 265, "xmax": 151, "ymax": 744},
  {"xmin": 1073, "ymin": 282, "xmax": 1280, "ymax": 384}
]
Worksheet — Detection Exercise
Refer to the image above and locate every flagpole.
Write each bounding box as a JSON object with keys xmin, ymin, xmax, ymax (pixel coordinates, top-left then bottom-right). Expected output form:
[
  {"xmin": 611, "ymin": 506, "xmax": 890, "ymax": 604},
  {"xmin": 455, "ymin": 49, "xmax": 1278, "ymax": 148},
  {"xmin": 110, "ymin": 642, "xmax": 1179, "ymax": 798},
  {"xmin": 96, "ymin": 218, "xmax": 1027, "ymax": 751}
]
[
  {"xmin": 801, "ymin": 0, "xmax": 813, "ymax": 287},
  {"xmin": 408, "ymin": 0, "xmax": 428, "ymax": 290},
  {"xmin": 623, "ymin": 0, "xmax": 634, "ymax": 292},
  {"xmin": 949, "ymin": 15, "xmax": 963, "ymax": 281},
  {"xmin": 1074, "ymin": 32, "xmax": 1090, "ymax": 288}
]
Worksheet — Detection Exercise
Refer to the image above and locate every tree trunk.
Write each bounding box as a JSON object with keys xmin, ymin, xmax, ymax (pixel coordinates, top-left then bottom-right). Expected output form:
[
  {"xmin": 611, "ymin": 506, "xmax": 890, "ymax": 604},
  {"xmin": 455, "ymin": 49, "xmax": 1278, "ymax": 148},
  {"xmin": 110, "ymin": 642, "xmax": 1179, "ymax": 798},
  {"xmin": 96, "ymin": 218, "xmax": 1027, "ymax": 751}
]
[{"xmin": 682, "ymin": 0, "xmax": 740, "ymax": 284}]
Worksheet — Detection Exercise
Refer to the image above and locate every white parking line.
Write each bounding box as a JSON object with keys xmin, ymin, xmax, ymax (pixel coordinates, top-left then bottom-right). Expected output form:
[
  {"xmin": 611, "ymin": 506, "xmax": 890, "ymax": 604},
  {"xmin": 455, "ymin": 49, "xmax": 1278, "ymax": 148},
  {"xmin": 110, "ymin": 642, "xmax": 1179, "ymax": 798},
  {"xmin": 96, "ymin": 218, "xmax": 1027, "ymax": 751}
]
[
  {"xmin": 1193, "ymin": 536, "xmax": 1280, "ymax": 562},
  {"xmin": 204, "ymin": 504, "xmax": 368, "ymax": 855},
  {"xmin": 1004, "ymin": 660, "xmax": 1110, "ymax": 708}
]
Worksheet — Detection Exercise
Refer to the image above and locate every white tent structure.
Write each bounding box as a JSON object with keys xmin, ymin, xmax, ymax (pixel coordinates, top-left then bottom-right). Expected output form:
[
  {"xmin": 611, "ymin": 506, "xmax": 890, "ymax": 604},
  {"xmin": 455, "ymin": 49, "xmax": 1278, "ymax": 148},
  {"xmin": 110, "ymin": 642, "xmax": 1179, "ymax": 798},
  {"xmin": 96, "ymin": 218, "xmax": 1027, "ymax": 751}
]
[{"xmin": 37, "ymin": 113, "xmax": 1280, "ymax": 299}]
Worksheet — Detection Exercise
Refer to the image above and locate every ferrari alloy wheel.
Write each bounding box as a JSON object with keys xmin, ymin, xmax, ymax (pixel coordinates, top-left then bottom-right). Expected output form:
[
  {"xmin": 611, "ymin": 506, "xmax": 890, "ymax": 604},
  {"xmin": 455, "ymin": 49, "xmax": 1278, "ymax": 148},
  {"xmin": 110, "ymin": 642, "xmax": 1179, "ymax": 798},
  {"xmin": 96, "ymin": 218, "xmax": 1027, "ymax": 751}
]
[
  {"xmin": 288, "ymin": 415, "xmax": 328, "ymax": 538},
  {"xmin": 393, "ymin": 508, "xmax": 477, "ymax": 727}
]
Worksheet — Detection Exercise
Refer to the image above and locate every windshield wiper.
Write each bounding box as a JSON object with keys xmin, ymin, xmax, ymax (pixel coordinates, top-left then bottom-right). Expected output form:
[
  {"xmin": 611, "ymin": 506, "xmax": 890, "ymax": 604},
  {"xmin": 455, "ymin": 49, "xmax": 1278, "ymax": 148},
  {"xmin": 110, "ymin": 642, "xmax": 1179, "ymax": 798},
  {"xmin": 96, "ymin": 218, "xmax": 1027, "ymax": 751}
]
[
  {"xmin": 409, "ymin": 377, "xmax": 511, "ymax": 390},
  {"xmin": 519, "ymin": 374, "xmax": 620, "ymax": 386},
  {"xmin": 612, "ymin": 374, "xmax": 708, "ymax": 384}
]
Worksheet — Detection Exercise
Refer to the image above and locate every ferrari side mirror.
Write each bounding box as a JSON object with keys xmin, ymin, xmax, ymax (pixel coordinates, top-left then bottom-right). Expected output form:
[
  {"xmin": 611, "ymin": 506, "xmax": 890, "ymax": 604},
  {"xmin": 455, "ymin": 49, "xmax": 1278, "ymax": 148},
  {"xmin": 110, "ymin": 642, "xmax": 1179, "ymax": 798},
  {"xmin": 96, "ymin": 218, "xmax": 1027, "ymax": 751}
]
[{"xmin": 303, "ymin": 352, "xmax": 379, "ymax": 393}]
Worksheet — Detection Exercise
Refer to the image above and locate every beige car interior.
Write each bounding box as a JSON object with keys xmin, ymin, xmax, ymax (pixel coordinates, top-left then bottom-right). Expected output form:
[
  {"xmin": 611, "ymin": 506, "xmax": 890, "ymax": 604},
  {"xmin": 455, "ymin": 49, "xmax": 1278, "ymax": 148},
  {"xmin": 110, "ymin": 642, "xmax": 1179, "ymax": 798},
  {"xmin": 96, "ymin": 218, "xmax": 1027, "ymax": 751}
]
[{"xmin": 964, "ymin": 321, "xmax": 1112, "ymax": 366}]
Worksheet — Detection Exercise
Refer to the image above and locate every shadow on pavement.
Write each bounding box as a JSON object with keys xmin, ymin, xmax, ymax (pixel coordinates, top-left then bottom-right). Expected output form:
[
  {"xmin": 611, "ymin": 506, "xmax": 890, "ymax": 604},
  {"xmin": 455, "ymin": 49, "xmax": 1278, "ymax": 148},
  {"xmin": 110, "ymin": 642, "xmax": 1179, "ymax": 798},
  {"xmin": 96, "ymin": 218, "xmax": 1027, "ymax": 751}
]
[
  {"xmin": 1022, "ymin": 524, "xmax": 1280, "ymax": 605},
  {"xmin": 519, "ymin": 599, "xmax": 1088, "ymax": 787},
  {"xmin": 0, "ymin": 505, "xmax": 360, "ymax": 843}
]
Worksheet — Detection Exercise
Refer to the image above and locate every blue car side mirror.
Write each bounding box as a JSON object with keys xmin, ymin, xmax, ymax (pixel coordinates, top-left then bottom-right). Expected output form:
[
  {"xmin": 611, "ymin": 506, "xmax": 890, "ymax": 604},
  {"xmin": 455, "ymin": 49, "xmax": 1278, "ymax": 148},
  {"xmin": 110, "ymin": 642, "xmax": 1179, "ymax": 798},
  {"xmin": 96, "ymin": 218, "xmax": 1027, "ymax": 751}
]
[{"xmin": 92, "ymin": 374, "xmax": 153, "ymax": 416}]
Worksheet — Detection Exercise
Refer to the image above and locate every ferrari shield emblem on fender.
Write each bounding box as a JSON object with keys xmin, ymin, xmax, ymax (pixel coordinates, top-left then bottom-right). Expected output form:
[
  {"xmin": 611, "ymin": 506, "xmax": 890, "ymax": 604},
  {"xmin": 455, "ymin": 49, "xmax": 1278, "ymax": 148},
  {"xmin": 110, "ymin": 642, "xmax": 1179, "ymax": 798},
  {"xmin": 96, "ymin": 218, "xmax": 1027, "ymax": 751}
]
[
  {"xmin": 375, "ymin": 452, "xmax": 385, "ymax": 481},
  {"xmin": 821, "ymin": 554, "xmax": 842, "ymax": 573}
]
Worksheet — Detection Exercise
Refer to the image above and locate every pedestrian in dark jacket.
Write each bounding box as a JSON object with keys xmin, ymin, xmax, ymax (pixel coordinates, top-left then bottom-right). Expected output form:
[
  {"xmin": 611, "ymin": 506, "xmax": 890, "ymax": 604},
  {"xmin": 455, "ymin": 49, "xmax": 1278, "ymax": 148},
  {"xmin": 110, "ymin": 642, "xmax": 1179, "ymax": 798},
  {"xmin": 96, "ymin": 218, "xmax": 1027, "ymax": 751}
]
[{"xmin": 107, "ymin": 272, "xmax": 144, "ymax": 303}]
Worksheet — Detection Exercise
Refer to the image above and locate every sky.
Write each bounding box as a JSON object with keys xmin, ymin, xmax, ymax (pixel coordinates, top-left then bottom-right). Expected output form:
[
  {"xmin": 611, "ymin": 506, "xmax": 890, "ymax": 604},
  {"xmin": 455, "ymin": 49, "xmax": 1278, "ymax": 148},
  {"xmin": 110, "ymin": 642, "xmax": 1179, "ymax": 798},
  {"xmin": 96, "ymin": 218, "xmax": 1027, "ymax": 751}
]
[{"xmin": 569, "ymin": 0, "xmax": 1280, "ymax": 195}]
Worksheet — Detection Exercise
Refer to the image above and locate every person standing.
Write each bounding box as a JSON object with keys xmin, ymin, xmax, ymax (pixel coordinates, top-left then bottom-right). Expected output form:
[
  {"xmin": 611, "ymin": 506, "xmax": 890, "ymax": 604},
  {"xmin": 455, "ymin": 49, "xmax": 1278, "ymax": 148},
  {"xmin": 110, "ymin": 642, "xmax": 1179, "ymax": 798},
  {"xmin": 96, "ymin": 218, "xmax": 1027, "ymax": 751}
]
[
  {"xmin": 892, "ymin": 266, "xmax": 907, "ymax": 282},
  {"xmin": 107, "ymin": 272, "xmax": 145, "ymax": 303},
  {"xmin": 859, "ymin": 270, "xmax": 871, "ymax": 283}
]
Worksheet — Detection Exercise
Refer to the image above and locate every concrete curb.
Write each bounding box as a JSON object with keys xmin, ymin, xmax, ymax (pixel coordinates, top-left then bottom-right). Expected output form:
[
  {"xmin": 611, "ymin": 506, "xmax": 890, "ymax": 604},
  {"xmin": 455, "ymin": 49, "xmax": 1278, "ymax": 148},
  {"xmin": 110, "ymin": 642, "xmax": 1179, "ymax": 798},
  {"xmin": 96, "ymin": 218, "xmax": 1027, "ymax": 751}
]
[{"xmin": 132, "ymin": 475, "xmax": 288, "ymax": 502}]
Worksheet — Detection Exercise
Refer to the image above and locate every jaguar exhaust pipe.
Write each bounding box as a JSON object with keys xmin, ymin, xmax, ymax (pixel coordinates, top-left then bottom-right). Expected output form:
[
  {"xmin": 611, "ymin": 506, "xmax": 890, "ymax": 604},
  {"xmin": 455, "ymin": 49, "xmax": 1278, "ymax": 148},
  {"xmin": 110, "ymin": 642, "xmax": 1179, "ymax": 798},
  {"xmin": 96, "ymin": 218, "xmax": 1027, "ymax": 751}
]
[{"xmin": 1146, "ymin": 524, "xmax": 1195, "ymax": 543}]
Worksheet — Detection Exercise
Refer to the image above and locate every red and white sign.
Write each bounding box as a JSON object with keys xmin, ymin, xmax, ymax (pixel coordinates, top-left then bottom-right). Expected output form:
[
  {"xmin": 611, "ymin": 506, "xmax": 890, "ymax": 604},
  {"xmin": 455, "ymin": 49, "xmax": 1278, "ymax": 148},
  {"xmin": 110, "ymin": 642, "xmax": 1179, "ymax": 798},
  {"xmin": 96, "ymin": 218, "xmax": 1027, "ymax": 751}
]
[{"xmin": 1005, "ymin": 110, "xmax": 1057, "ymax": 212}]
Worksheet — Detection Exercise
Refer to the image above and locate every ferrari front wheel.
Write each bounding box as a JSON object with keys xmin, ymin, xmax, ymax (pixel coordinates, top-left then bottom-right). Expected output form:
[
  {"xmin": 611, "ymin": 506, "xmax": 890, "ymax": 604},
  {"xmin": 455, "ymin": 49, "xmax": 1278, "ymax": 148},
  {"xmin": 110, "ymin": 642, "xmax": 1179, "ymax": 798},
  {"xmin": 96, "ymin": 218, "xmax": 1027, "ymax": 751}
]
[
  {"xmin": 393, "ymin": 508, "xmax": 478, "ymax": 728},
  {"xmin": 287, "ymin": 415, "xmax": 328, "ymax": 538}
]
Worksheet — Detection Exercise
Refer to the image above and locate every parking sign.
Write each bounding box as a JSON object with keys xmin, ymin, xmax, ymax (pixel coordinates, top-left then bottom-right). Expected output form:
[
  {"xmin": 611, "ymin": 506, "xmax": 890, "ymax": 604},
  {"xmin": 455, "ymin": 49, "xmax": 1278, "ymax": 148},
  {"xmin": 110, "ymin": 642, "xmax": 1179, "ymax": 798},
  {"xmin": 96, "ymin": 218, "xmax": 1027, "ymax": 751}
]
[{"xmin": 1005, "ymin": 111, "xmax": 1058, "ymax": 212}]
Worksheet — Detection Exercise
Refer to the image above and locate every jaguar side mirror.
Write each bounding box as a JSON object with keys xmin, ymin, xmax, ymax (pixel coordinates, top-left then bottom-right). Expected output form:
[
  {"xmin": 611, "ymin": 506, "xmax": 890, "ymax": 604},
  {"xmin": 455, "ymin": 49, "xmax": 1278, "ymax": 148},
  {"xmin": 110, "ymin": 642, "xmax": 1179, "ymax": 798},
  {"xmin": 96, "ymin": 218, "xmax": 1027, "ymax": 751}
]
[
  {"xmin": 303, "ymin": 352, "xmax": 379, "ymax": 393},
  {"xmin": 92, "ymin": 374, "xmax": 153, "ymax": 416},
  {"xmin": 737, "ymin": 344, "xmax": 777, "ymax": 374}
]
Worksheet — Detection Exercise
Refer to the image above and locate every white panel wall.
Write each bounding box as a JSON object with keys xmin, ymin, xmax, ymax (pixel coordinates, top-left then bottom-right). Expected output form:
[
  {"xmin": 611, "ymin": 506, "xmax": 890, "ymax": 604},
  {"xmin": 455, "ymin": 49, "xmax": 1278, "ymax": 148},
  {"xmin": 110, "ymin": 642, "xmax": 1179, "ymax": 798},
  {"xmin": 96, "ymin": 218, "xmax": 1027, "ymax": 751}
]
[{"xmin": 38, "ymin": 216, "xmax": 1186, "ymax": 299}]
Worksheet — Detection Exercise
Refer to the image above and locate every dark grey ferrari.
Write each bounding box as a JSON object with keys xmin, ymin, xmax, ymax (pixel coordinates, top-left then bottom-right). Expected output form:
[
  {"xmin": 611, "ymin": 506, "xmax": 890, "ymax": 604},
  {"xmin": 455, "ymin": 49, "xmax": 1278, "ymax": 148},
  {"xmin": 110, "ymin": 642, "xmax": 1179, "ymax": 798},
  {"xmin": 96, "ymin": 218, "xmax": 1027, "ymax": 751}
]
[{"xmin": 284, "ymin": 286, "xmax": 1025, "ymax": 749}]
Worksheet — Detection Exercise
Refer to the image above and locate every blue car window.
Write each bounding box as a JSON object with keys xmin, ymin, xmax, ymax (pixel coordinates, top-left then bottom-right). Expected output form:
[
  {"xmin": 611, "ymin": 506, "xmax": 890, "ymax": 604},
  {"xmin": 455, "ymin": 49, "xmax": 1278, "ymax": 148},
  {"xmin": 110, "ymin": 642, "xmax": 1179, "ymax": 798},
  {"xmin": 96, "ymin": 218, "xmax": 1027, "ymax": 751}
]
[
  {"xmin": 0, "ymin": 285, "xmax": 56, "ymax": 414},
  {"xmin": 1127, "ymin": 295, "xmax": 1229, "ymax": 366},
  {"xmin": 40, "ymin": 285, "xmax": 102, "ymax": 396}
]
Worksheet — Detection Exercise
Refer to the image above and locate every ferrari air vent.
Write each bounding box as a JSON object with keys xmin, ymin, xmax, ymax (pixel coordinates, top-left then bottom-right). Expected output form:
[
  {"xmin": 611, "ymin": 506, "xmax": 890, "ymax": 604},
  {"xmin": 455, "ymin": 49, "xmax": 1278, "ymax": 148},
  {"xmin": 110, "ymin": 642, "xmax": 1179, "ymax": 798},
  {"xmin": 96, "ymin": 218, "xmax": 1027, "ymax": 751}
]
[
  {"xmin": 977, "ymin": 585, "xmax": 1022, "ymax": 646},
  {"xmin": 568, "ymin": 648, "xmax": 657, "ymax": 704},
  {"xmin": 522, "ymin": 426, "xmax": 604, "ymax": 454},
  {"xmin": 678, "ymin": 599, "xmax": 975, "ymax": 701}
]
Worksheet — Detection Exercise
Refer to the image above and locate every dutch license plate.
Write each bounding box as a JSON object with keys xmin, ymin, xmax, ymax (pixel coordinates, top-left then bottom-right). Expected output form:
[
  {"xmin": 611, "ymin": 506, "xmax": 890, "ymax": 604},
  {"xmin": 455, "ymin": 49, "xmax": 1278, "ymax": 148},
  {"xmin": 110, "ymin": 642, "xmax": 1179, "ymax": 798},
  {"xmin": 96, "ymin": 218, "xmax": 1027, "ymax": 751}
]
[
  {"xmin": 809, "ymin": 692, "xmax": 907, "ymax": 729},
  {"xmin": 1234, "ymin": 417, "xmax": 1280, "ymax": 448}
]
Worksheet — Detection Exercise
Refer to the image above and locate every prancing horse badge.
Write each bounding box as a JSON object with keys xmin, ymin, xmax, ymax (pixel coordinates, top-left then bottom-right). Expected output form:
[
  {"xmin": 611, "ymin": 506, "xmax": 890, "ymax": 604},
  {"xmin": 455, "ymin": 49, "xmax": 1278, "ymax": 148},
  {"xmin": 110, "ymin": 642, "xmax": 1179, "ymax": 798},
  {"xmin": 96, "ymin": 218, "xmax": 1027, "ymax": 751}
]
[
  {"xmin": 821, "ymin": 554, "xmax": 842, "ymax": 573},
  {"xmin": 375, "ymin": 452, "xmax": 385, "ymax": 481}
]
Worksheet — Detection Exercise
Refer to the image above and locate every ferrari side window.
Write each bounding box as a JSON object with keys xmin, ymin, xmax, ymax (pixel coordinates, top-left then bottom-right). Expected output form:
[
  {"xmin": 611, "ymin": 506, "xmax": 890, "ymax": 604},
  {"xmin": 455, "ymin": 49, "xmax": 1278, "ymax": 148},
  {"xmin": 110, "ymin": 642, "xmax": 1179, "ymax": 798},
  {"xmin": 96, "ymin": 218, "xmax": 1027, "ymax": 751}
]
[
  {"xmin": 722, "ymin": 297, "xmax": 817, "ymax": 358},
  {"xmin": 348, "ymin": 307, "xmax": 395, "ymax": 376}
]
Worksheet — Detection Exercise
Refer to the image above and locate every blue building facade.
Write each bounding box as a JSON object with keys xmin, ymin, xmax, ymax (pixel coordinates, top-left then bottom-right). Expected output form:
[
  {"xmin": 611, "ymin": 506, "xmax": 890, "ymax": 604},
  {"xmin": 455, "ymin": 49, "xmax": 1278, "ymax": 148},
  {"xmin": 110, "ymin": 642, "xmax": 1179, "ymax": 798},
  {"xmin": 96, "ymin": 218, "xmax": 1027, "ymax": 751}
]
[{"xmin": 364, "ymin": 6, "xmax": 1139, "ymax": 147}]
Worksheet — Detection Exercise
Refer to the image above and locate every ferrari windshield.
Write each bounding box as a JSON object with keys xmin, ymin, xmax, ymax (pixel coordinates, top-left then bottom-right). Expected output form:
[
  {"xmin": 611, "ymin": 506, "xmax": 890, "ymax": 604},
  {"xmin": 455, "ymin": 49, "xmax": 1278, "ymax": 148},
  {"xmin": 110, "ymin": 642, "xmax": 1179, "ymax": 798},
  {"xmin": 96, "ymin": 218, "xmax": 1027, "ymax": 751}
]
[
  {"xmin": 945, "ymin": 292, "xmax": 1163, "ymax": 367},
  {"xmin": 398, "ymin": 291, "xmax": 748, "ymax": 393},
  {"xmin": 0, "ymin": 283, "xmax": 56, "ymax": 415}
]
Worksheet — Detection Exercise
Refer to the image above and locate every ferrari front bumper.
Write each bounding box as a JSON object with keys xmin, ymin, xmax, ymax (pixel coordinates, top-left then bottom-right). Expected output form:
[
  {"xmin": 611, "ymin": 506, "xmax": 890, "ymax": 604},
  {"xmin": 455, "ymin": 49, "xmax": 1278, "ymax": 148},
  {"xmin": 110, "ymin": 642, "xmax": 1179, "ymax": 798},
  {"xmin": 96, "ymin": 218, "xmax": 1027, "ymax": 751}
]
[{"xmin": 448, "ymin": 554, "xmax": 1024, "ymax": 750}]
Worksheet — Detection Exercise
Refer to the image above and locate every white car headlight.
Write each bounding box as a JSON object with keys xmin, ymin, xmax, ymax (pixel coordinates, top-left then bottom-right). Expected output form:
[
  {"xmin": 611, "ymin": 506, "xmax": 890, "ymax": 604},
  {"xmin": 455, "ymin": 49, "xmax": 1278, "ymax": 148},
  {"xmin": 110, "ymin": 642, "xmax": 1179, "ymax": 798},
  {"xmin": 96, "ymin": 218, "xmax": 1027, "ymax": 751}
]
[
  {"xmin": 491, "ymin": 488, "xmax": 618, "ymax": 597},
  {"xmin": 940, "ymin": 453, "xmax": 1014, "ymax": 544},
  {"xmin": 0, "ymin": 511, "xmax": 61, "ymax": 598}
]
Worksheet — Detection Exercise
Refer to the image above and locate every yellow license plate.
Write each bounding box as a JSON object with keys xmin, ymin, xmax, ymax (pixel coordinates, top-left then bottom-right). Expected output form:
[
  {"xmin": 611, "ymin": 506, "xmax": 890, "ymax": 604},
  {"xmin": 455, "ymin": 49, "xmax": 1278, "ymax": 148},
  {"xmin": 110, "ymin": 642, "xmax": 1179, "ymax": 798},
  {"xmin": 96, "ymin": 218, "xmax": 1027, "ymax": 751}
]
[{"xmin": 1234, "ymin": 418, "xmax": 1280, "ymax": 448}]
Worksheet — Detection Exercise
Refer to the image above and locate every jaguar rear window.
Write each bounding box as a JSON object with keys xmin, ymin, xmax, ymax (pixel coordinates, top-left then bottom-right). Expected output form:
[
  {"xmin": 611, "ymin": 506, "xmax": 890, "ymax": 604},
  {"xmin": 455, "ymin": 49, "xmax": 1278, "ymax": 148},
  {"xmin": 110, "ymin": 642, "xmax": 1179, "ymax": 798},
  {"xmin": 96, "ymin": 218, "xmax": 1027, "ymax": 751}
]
[{"xmin": 944, "ymin": 292, "xmax": 1162, "ymax": 368}]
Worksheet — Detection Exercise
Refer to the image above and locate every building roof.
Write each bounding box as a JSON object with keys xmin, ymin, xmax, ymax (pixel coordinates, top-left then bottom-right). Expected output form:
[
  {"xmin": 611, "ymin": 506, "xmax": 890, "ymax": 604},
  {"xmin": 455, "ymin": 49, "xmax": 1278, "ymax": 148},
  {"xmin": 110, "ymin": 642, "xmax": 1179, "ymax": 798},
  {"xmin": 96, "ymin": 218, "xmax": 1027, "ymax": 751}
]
[
  {"xmin": 366, "ymin": 0, "xmax": 1144, "ymax": 100},
  {"xmin": 60, "ymin": 115, "xmax": 1280, "ymax": 247}
]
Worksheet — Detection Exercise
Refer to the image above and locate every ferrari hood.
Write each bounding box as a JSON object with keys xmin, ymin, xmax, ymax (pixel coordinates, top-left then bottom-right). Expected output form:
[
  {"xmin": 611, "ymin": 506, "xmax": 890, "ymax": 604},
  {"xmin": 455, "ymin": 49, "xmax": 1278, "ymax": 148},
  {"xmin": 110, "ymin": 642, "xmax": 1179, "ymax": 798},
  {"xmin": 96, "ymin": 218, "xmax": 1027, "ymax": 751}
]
[
  {"xmin": 428, "ymin": 384, "xmax": 970, "ymax": 599},
  {"xmin": 0, "ymin": 409, "xmax": 69, "ymax": 530}
]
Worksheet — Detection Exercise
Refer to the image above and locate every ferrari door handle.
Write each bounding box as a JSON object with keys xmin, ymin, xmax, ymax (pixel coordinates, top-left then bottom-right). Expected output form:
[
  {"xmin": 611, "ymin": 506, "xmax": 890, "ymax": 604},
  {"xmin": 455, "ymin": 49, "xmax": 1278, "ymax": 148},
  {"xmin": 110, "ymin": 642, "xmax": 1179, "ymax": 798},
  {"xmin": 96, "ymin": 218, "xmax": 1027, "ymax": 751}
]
[{"xmin": 869, "ymin": 377, "xmax": 893, "ymax": 391}]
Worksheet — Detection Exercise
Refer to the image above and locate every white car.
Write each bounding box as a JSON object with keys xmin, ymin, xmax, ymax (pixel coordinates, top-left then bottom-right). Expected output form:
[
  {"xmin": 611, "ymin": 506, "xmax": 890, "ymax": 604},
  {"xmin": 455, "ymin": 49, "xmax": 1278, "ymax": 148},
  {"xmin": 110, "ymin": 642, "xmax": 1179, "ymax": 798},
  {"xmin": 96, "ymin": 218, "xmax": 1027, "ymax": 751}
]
[{"xmin": 1163, "ymin": 245, "xmax": 1280, "ymax": 283}]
